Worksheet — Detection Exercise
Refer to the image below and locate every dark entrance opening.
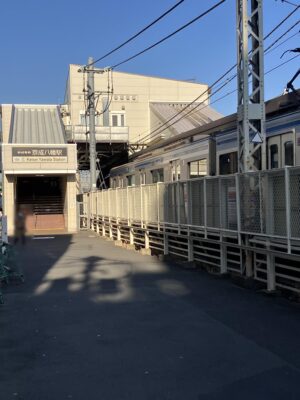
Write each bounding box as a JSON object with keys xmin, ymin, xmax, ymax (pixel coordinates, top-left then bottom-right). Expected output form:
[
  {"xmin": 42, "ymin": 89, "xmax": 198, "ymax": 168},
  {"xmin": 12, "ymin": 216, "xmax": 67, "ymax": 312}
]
[{"xmin": 16, "ymin": 176, "xmax": 65, "ymax": 232}]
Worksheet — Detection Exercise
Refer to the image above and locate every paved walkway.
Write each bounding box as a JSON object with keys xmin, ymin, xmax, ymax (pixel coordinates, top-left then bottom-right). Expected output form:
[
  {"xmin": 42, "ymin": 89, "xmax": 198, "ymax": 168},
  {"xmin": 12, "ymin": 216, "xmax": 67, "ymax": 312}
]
[{"xmin": 1, "ymin": 232, "xmax": 300, "ymax": 400}]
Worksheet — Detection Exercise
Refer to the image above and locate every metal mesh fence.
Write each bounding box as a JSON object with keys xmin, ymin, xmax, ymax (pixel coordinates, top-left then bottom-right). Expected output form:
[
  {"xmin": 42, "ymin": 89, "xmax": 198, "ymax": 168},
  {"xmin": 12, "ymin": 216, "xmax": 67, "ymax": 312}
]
[
  {"xmin": 128, "ymin": 187, "xmax": 141, "ymax": 221},
  {"xmin": 239, "ymin": 173, "xmax": 262, "ymax": 233},
  {"xmin": 206, "ymin": 178, "xmax": 220, "ymax": 228},
  {"xmin": 220, "ymin": 176, "xmax": 237, "ymax": 230},
  {"xmin": 290, "ymin": 168, "xmax": 300, "ymax": 238},
  {"xmin": 143, "ymin": 185, "xmax": 159, "ymax": 223},
  {"xmin": 189, "ymin": 179, "xmax": 205, "ymax": 226},
  {"xmin": 82, "ymin": 167, "xmax": 300, "ymax": 242},
  {"xmin": 263, "ymin": 170, "xmax": 286, "ymax": 236},
  {"xmin": 164, "ymin": 183, "xmax": 178, "ymax": 224},
  {"xmin": 119, "ymin": 188, "xmax": 128, "ymax": 220}
]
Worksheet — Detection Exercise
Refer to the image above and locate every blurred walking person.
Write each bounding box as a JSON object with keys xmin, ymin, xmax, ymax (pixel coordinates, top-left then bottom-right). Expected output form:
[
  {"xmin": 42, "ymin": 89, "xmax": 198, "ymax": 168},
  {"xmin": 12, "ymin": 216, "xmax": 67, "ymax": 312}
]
[{"xmin": 14, "ymin": 207, "xmax": 26, "ymax": 244}]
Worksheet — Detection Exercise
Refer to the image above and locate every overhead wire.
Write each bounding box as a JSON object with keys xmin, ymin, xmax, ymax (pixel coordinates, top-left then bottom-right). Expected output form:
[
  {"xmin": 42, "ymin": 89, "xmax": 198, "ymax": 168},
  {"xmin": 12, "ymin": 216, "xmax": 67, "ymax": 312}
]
[
  {"xmin": 175, "ymin": 54, "xmax": 300, "ymax": 123},
  {"xmin": 265, "ymin": 29, "xmax": 300, "ymax": 55},
  {"xmin": 144, "ymin": 50, "xmax": 300, "ymax": 143},
  {"xmin": 277, "ymin": 0, "xmax": 300, "ymax": 7},
  {"xmin": 134, "ymin": 12, "xmax": 300, "ymax": 144},
  {"xmin": 264, "ymin": 3, "xmax": 299, "ymax": 40},
  {"xmin": 133, "ymin": 54, "xmax": 300, "ymax": 148},
  {"xmin": 86, "ymin": 0, "xmax": 186, "ymax": 67},
  {"xmin": 110, "ymin": 0, "xmax": 226, "ymax": 69},
  {"xmin": 265, "ymin": 19, "xmax": 300, "ymax": 53}
]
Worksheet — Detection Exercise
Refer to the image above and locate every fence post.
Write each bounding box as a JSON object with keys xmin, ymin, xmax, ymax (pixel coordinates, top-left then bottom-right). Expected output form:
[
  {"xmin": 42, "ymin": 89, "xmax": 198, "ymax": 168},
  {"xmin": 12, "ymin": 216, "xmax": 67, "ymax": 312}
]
[
  {"xmin": 220, "ymin": 232, "xmax": 227, "ymax": 274},
  {"xmin": 157, "ymin": 183, "xmax": 160, "ymax": 230},
  {"xmin": 116, "ymin": 189, "xmax": 121, "ymax": 241},
  {"xmin": 127, "ymin": 187, "xmax": 130, "ymax": 225},
  {"xmin": 96, "ymin": 192, "xmax": 100, "ymax": 235},
  {"xmin": 87, "ymin": 193, "xmax": 91, "ymax": 230},
  {"xmin": 188, "ymin": 227, "xmax": 194, "ymax": 262},
  {"xmin": 177, "ymin": 182, "xmax": 181, "ymax": 227},
  {"xmin": 140, "ymin": 185, "xmax": 143, "ymax": 228},
  {"xmin": 285, "ymin": 166, "xmax": 291, "ymax": 254},
  {"xmin": 164, "ymin": 228, "xmax": 169, "ymax": 255},
  {"xmin": 102, "ymin": 191, "xmax": 105, "ymax": 237},
  {"xmin": 235, "ymin": 174, "xmax": 242, "ymax": 246},
  {"xmin": 266, "ymin": 240, "xmax": 276, "ymax": 291},
  {"xmin": 204, "ymin": 178, "xmax": 207, "ymax": 239},
  {"xmin": 145, "ymin": 230, "xmax": 150, "ymax": 250},
  {"xmin": 188, "ymin": 180, "xmax": 192, "ymax": 226}
]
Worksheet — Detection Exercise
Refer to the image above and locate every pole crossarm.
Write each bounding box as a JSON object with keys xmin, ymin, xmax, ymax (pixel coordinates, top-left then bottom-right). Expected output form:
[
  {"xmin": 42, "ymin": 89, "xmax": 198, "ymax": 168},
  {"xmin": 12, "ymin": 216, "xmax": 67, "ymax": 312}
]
[{"xmin": 237, "ymin": 0, "xmax": 266, "ymax": 172}]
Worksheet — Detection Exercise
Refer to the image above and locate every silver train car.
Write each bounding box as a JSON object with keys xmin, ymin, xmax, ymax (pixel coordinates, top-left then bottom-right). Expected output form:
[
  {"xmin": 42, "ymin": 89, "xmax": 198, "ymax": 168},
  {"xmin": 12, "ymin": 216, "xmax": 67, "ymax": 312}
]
[{"xmin": 110, "ymin": 91, "xmax": 300, "ymax": 188}]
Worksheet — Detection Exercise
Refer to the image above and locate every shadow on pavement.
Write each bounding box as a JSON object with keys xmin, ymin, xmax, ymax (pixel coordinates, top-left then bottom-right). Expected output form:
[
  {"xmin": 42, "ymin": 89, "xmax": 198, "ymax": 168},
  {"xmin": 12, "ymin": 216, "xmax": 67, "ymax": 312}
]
[{"xmin": 1, "ymin": 231, "xmax": 300, "ymax": 400}]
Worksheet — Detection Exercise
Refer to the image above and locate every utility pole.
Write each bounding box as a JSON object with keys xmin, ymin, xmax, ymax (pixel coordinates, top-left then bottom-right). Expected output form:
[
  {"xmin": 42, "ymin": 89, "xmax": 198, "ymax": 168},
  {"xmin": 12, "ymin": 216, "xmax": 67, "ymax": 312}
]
[
  {"xmin": 86, "ymin": 57, "xmax": 97, "ymax": 191},
  {"xmin": 237, "ymin": 0, "xmax": 266, "ymax": 172}
]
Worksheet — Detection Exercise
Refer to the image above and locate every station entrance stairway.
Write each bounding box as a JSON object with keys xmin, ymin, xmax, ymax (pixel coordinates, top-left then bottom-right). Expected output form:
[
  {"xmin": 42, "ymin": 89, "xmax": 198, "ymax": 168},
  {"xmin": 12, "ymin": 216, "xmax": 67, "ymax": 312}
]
[{"xmin": 16, "ymin": 177, "xmax": 65, "ymax": 232}]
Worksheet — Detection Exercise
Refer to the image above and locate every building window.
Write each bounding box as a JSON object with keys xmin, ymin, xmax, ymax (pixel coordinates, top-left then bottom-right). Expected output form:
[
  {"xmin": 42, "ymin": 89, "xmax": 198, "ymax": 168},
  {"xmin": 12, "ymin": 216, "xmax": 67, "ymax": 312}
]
[
  {"xmin": 270, "ymin": 144, "xmax": 278, "ymax": 169},
  {"xmin": 120, "ymin": 114, "xmax": 125, "ymax": 126},
  {"xmin": 80, "ymin": 113, "xmax": 89, "ymax": 126},
  {"xmin": 284, "ymin": 141, "xmax": 294, "ymax": 166},
  {"xmin": 219, "ymin": 152, "xmax": 238, "ymax": 175},
  {"xmin": 110, "ymin": 113, "xmax": 125, "ymax": 127},
  {"xmin": 189, "ymin": 159, "xmax": 207, "ymax": 178},
  {"xmin": 112, "ymin": 115, "xmax": 118, "ymax": 127},
  {"xmin": 80, "ymin": 111, "xmax": 101, "ymax": 126},
  {"xmin": 151, "ymin": 168, "xmax": 164, "ymax": 183}
]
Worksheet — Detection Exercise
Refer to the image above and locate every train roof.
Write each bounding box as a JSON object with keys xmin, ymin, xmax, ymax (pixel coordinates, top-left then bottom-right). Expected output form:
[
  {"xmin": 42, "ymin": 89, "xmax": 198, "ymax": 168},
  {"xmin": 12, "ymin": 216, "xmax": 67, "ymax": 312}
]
[{"xmin": 131, "ymin": 90, "xmax": 300, "ymax": 161}]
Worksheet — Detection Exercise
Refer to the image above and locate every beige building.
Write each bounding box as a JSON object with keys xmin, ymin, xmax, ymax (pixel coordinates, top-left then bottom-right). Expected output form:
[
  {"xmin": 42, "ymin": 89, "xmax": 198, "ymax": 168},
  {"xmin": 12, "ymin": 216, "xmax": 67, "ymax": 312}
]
[
  {"xmin": 63, "ymin": 64, "xmax": 221, "ymax": 177},
  {"xmin": 64, "ymin": 64, "xmax": 219, "ymax": 142},
  {"xmin": 1, "ymin": 104, "xmax": 77, "ymax": 235}
]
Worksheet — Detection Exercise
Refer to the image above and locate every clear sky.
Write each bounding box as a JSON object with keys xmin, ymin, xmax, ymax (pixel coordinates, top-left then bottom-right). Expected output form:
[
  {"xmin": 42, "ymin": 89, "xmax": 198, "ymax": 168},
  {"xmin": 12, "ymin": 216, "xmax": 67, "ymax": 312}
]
[{"xmin": 0, "ymin": 0, "xmax": 299, "ymax": 116}]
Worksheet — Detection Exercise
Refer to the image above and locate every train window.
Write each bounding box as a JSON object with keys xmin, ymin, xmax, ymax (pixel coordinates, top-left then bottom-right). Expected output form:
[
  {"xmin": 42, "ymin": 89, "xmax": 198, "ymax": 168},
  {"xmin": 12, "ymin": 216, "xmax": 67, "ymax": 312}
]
[
  {"xmin": 171, "ymin": 160, "xmax": 181, "ymax": 181},
  {"xmin": 270, "ymin": 144, "xmax": 279, "ymax": 169},
  {"xmin": 189, "ymin": 159, "xmax": 207, "ymax": 178},
  {"xmin": 140, "ymin": 171, "xmax": 146, "ymax": 185},
  {"xmin": 151, "ymin": 169, "xmax": 164, "ymax": 183},
  {"xmin": 118, "ymin": 177, "xmax": 124, "ymax": 188},
  {"xmin": 284, "ymin": 141, "xmax": 294, "ymax": 166},
  {"xmin": 177, "ymin": 164, "xmax": 181, "ymax": 181},
  {"xmin": 127, "ymin": 175, "xmax": 135, "ymax": 187},
  {"xmin": 219, "ymin": 152, "xmax": 238, "ymax": 175}
]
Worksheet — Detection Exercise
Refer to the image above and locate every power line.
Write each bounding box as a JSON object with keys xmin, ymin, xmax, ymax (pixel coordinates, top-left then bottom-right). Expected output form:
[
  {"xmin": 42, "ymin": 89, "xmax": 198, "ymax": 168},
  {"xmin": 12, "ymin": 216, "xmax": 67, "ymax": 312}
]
[
  {"xmin": 87, "ymin": 0, "xmax": 185, "ymax": 67},
  {"xmin": 276, "ymin": 0, "xmax": 300, "ymax": 7},
  {"xmin": 264, "ymin": 4, "xmax": 300, "ymax": 41},
  {"xmin": 265, "ymin": 29, "xmax": 300, "ymax": 55},
  {"xmin": 137, "ymin": 41, "xmax": 300, "ymax": 143},
  {"xmin": 135, "ymin": 54, "xmax": 300, "ymax": 146},
  {"xmin": 135, "ymin": 70, "xmax": 236, "ymax": 144},
  {"xmin": 265, "ymin": 19, "xmax": 300, "ymax": 53},
  {"xmin": 135, "ymin": 14, "xmax": 300, "ymax": 145},
  {"xmin": 111, "ymin": 0, "xmax": 226, "ymax": 69}
]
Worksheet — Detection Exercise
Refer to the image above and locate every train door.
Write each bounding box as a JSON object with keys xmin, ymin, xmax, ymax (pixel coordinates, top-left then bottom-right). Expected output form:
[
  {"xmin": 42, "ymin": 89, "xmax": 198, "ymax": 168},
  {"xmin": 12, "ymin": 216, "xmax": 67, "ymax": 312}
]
[{"xmin": 268, "ymin": 132, "xmax": 295, "ymax": 169}]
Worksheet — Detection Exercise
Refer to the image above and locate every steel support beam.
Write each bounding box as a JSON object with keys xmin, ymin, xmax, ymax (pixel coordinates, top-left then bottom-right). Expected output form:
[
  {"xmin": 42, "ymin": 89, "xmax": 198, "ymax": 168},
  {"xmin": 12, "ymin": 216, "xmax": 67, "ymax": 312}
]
[{"xmin": 237, "ymin": 0, "xmax": 266, "ymax": 172}]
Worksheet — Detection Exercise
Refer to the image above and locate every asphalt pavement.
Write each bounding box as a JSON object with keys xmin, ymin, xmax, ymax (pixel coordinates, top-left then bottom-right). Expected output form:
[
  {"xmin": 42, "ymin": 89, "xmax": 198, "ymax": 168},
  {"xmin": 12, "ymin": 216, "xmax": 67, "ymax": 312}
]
[{"xmin": 1, "ymin": 231, "xmax": 300, "ymax": 400}]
